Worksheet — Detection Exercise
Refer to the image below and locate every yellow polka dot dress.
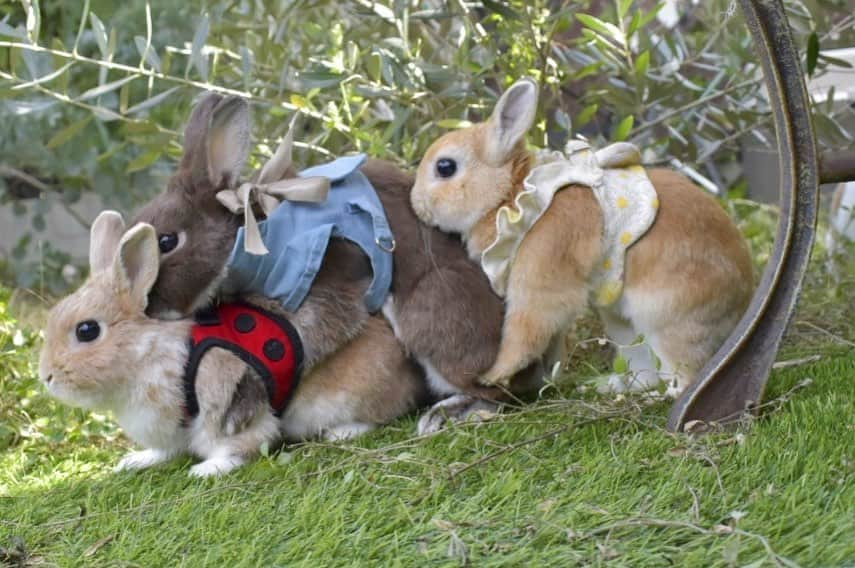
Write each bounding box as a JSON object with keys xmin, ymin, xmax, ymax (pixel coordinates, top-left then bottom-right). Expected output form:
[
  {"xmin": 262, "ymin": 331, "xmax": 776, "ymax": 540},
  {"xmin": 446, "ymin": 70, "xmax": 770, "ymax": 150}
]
[{"xmin": 481, "ymin": 140, "xmax": 659, "ymax": 307}]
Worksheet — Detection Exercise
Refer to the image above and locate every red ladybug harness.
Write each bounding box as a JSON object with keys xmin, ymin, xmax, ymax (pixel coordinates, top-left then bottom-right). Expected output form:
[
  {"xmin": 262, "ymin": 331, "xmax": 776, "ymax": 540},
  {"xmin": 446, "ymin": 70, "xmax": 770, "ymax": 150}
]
[{"xmin": 182, "ymin": 303, "xmax": 303, "ymax": 419}]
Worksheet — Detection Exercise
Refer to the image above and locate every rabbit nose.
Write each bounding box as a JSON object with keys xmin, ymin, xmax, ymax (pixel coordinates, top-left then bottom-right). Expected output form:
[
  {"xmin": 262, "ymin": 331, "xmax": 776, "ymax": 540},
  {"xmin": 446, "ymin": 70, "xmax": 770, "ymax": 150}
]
[
  {"xmin": 411, "ymin": 195, "xmax": 431, "ymax": 223},
  {"xmin": 38, "ymin": 355, "xmax": 52, "ymax": 384}
]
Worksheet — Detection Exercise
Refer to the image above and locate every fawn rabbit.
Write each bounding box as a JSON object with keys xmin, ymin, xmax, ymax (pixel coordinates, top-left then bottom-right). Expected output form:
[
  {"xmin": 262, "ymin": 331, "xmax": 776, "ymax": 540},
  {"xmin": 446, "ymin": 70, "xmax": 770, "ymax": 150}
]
[
  {"xmin": 39, "ymin": 212, "xmax": 423, "ymax": 477},
  {"xmin": 411, "ymin": 79, "xmax": 754, "ymax": 395},
  {"xmin": 133, "ymin": 94, "xmax": 540, "ymax": 433}
]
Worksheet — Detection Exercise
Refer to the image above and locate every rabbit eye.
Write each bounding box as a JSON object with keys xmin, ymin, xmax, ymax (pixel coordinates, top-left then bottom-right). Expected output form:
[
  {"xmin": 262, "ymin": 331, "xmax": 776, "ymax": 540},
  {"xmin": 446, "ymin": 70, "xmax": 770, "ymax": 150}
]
[
  {"xmin": 75, "ymin": 320, "xmax": 101, "ymax": 343},
  {"xmin": 158, "ymin": 232, "xmax": 179, "ymax": 254},
  {"xmin": 436, "ymin": 158, "xmax": 457, "ymax": 178}
]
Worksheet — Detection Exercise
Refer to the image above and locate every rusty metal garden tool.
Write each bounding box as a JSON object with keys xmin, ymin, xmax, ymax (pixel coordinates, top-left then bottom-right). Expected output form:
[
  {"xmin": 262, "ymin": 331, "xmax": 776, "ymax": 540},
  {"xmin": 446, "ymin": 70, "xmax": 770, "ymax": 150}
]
[{"xmin": 667, "ymin": 0, "xmax": 855, "ymax": 431}]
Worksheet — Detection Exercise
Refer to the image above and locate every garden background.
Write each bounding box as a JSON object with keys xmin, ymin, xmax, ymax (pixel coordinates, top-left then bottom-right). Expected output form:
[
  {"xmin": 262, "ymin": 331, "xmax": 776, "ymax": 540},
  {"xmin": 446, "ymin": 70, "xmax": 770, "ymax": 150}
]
[{"xmin": 0, "ymin": 0, "xmax": 853, "ymax": 565}]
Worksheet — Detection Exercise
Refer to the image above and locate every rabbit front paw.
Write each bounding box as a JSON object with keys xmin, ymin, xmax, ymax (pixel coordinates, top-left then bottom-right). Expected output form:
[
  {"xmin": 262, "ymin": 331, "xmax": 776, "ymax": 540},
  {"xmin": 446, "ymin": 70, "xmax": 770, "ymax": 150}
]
[
  {"xmin": 189, "ymin": 455, "xmax": 245, "ymax": 477},
  {"xmin": 477, "ymin": 370, "xmax": 511, "ymax": 388},
  {"xmin": 115, "ymin": 448, "xmax": 176, "ymax": 472}
]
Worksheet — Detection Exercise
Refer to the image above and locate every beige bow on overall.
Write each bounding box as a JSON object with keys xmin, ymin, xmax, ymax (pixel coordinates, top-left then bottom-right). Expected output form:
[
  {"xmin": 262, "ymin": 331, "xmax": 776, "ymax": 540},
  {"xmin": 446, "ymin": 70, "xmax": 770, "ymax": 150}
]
[{"xmin": 215, "ymin": 116, "xmax": 331, "ymax": 255}]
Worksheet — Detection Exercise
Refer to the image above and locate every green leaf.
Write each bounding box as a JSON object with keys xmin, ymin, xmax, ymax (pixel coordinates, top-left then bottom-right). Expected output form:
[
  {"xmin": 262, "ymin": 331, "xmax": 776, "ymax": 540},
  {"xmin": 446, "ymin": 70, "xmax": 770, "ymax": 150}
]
[
  {"xmin": 0, "ymin": 15, "xmax": 26, "ymax": 39},
  {"xmin": 297, "ymin": 71, "xmax": 344, "ymax": 89},
  {"xmin": 613, "ymin": 114, "xmax": 634, "ymax": 141},
  {"xmin": 108, "ymin": 26, "xmax": 117, "ymax": 57},
  {"xmin": 190, "ymin": 13, "xmax": 210, "ymax": 81},
  {"xmin": 436, "ymin": 118, "xmax": 472, "ymax": 129},
  {"xmin": 20, "ymin": 47, "xmax": 50, "ymax": 80},
  {"xmin": 91, "ymin": 106, "xmax": 122, "ymax": 121},
  {"xmin": 366, "ymin": 52, "xmax": 382, "ymax": 82},
  {"xmin": 576, "ymin": 103, "xmax": 599, "ymax": 127},
  {"xmin": 555, "ymin": 109, "xmax": 571, "ymax": 132},
  {"xmin": 240, "ymin": 46, "xmax": 254, "ymax": 90},
  {"xmin": 618, "ymin": 0, "xmax": 634, "ymax": 20},
  {"xmin": 345, "ymin": 41, "xmax": 359, "ymax": 70},
  {"xmin": 119, "ymin": 82, "xmax": 130, "ymax": 113},
  {"xmin": 125, "ymin": 150, "xmax": 162, "ymax": 173},
  {"xmin": 96, "ymin": 140, "xmax": 128, "ymax": 162},
  {"xmin": 125, "ymin": 87, "xmax": 181, "ymax": 115},
  {"xmin": 77, "ymin": 75, "xmax": 139, "ymax": 101},
  {"xmin": 5, "ymin": 98, "xmax": 57, "ymax": 115},
  {"xmin": 824, "ymin": 86, "xmax": 836, "ymax": 113},
  {"xmin": 134, "ymin": 36, "xmax": 161, "ymax": 71},
  {"xmin": 481, "ymin": 0, "xmax": 519, "ymax": 20},
  {"xmin": 817, "ymin": 53, "xmax": 853, "ymax": 69},
  {"xmin": 635, "ymin": 49, "xmax": 650, "ymax": 76},
  {"xmin": 576, "ymin": 14, "xmax": 625, "ymax": 46},
  {"xmin": 363, "ymin": 2, "xmax": 394, "ymax": 22},
  {"xmin": 613, "ymin": 355, "xmax": 628, "ymax": 374},
  {"xmin": 814, "ymin": 113, "xmax": 853, "ymax": 143},
  {"xmin": 637, "ymin": 3, "xmax": 664, "ymax": 30},
  {"xmin": 46, "ymin": 115, "xmax": 92, "ymax": 149},
  {"xmin": 23, "ymin": 0, "xmax": 40, "ymax": 44},
  {"xmin": 806, "ymin": 31, "xmax": 819, "ymax": 77},
  {"xmin": 627, "ymin": 10, "xmax": 642, "ymax": 37},
  {"xmin": 574, "ymin": 62, "xmax": 604, "ymax": 80},
  {"xmin": 11, "ymin": 61, "xmax": 73, "ymax": 91},
  {"xmin": 89, "ymin": 13, "xmax": 108, "ymax": 57}
]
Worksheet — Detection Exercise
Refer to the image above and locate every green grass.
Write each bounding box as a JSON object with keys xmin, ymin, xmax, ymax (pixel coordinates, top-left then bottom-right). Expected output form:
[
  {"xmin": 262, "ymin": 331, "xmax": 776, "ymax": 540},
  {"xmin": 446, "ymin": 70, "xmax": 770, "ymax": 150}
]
[{"xmin": 1, "ymin": 253, "xmax": 853, "ymax": 567}]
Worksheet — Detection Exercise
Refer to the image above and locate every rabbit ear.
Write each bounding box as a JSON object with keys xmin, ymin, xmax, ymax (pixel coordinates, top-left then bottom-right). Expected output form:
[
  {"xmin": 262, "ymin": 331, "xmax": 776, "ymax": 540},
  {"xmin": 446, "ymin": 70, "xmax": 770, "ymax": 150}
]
[
  {"xmin": 180, "ymin": 92, "xmax": 223, "ymax": 169},
  {"xmin": 204, "ymin": 96, "xmax": 251, "ymax": 189},
  {"xmin": 113, "ymin": 223, "xmax": 160, "ymax": 311},
  {"xmin": 89, "ymin": 210, "xmax": 126, "ymax": 273},
  {"xmin": 484, "ymin": 79, "xmax": 538, "ymax": 166}
]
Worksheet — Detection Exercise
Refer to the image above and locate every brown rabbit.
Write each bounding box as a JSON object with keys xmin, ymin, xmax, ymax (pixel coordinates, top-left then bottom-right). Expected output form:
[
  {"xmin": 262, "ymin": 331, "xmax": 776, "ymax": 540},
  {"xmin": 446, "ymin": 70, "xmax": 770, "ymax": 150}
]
[
  {"xmin": 411, "ymin": 79, "xmax": 754, "ymax": 396},
  {"xmin": 133, "ymin": 94, "xmax": 539, "ymax": 433},
  {"xmin": 363, "ymin": 160, "xmax": 542, "ymax": 431},
  {"xmin": 135, "ymin": 95, "xmax": 376, "ymax": 371}
]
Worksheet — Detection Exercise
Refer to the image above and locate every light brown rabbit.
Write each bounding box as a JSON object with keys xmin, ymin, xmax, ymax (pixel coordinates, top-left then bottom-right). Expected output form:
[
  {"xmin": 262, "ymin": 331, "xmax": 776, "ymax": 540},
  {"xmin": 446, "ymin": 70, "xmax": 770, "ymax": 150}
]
[
  {"xmin": 411, "ymin": 79, "xmax": 754, "ymax": 396},
  {"xmin": 39, "ymin": 212, "xmax": 423, "ymax": 477}
]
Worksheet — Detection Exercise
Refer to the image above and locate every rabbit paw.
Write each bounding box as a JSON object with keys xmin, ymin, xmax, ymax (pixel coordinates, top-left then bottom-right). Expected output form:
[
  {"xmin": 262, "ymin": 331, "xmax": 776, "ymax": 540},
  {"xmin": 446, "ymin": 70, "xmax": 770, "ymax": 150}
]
[
  {"xmin": 115, "ymin": 449, "xmax": 175, "ymax": 472},
  {"xmin": 664, "ymin": 385, "xmax": 682, "ymax": 399},
  {"xmin": 189, "ymin": 456, "xmax": 245, "ymax": 478},
  {"xmin": 597, "ymin": 371, "xmax": 661, "ymax": 394},
  {"xmin": 664, "ymin": 378, "xmax": 685, "ymax": 399},
  {"xmin": 323, "ymin": 422, "xmax": 375, "ymax": 442},
  {"xmin": 417, "ymin": 395, "xmax": 499, "ymax": 435},
  {"xmin": 476, "ymin": 371, "xmax": 511, "ymax": 388}
]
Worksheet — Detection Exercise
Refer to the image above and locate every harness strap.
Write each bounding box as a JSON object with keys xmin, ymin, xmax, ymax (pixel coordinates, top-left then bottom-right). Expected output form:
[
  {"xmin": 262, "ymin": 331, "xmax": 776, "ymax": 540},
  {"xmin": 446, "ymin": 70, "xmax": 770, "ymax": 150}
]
[{"xmin": 182, "ymin": 302, "xmax": 303, "ymax": 423}]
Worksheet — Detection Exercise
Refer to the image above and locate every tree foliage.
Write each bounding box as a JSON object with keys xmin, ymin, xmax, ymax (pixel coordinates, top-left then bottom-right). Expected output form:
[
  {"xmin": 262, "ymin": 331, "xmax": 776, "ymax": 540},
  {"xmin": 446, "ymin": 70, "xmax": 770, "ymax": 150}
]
[{"xmin": 0, "ymin": 0, "xmax": 853, "ymax": 291}]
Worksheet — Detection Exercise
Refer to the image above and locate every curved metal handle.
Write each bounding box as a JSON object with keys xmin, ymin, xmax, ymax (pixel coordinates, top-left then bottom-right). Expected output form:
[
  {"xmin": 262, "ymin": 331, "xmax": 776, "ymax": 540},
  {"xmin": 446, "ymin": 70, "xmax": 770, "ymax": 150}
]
[{"xmin": 667, "ymin": 0, "xmax": 821, "ymax": 430}]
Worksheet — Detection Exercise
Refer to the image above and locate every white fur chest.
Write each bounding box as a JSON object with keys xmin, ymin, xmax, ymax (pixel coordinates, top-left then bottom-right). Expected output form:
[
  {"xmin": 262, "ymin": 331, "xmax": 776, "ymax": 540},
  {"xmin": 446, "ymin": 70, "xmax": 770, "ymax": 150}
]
[
  {"xmin": 113, "ymin": 327, "xmax": 191, "ymax": 452},
  {"xmin": 114, "ymin": 402, "xmax": 188, "ymax": 453}
]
